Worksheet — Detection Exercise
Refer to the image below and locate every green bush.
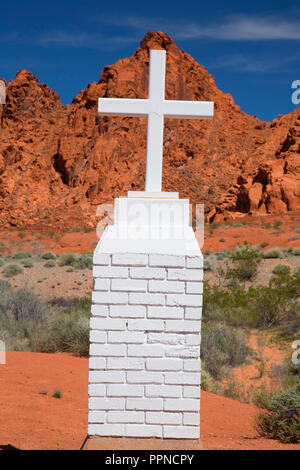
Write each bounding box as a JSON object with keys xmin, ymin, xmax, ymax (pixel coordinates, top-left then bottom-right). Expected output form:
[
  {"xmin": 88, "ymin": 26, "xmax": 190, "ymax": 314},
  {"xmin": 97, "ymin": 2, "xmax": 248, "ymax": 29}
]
[
  {"xmin": 72, "ymin": 253, "xmax": 93, "ymax": 270},
  {"xmin": 44, "ymin": 260, "xmax": 56, "ymax": 268},
  {"xmin": 227, "ymin": 243, "xmax": 262, "ymax": 281},
  {"xmin": 34, "ymin": 310, "xmax": 89, "ymax": 356},
  {"xmin": 263, "ymin": 248, "xmax": 282, "ymax": 259},
  {"xmin": 58, "ymin": 252, "xmax": 92, "ymax": 270},
  {"xmin": 0, "ymin": 258, "xmax": 4, "ymax": 267},
  {"xmin": 256, "ymin": 384, "xmax": 300, "ymax": 443},
  {"xmin": 272, "ymin": 264, "xmax": 291, "ymax": 276},
  {"xmin": 58, "ymin": 252, "xmax": 77, "ymax": 266},
  {"xmin": 201, "ymin": 370, "xmax": 221, "ymax": 394},
  {"xmin": 22, "ymin": 259, "xmax": 34, "ymax": 268},
  {"xmin": 12, "ymin": 251, "xmax": 32, "ymax": 260},
  {"xmin": 41, "ymin": 252, "xmax": 57, "ymax": 260},
  {"xmin": 3, "ymin": 263, "xmax": 23, "ymax": 277},
  {"xmin": 201, "ymin": 322, "xmax": 251, "ymax": 379}
]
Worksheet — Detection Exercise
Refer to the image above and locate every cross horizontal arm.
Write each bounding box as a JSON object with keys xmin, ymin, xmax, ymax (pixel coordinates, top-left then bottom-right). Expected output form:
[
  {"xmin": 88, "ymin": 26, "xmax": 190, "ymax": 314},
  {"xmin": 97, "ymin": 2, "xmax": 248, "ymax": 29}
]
[
  {"xmin": 163, "ymin": 100, "xmax": 214, "ymax": 119},
  {"xmin": 98, "ymin": 98, "xmax": 149, "ymax": 117}
]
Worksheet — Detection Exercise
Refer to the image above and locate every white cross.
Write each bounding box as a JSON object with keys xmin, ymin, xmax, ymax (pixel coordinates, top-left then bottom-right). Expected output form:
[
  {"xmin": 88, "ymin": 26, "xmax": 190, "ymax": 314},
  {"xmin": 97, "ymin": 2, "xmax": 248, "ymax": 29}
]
[{"xmin": 98, "ymin": 49, "xmax": 214, "ymax": 195}]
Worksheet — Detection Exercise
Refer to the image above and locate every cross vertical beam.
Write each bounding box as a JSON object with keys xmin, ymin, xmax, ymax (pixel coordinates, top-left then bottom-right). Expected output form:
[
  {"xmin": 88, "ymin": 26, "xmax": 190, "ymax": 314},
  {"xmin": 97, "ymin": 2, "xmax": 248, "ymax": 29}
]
[{"xmin": 145, "ymin": 50, "xmax": 166, "ymax": 192}]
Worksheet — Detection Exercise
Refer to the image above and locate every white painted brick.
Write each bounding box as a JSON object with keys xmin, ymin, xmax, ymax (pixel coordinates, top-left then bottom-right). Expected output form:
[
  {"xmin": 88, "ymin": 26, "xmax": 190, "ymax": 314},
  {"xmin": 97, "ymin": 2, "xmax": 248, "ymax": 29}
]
[
  {"xmin": 108, "ymin": 411, "xmax": 144, "ymax": 424},
  {"xmin": 165, "ymin": 320, "xmax": 201, "ymax": 332},
  {"xmin": 164, "ymin": 372, "xmax": 201, "ymax": 385},
  {"xmin": 93, "ymin": 253, "xmax": 111, "ymax": 265},
  {"xmin": 111, "ymin": 278, "xmax": 147, "ymax": 292},
  {"xmin": 126, "ymin": 398, "xmax": 163, "ymax": 411},
  {"xmin": 89, "ymin": 357, "xmax": 106, "ymax": 370},
  {"xmin": 148, "ymin": 280, "xmax": 184, "ymax": 293},
  {"xmin": 88, "ymin": 424, "xmax": 125, "ymax": 436},
  {"xmin": 146, "ymin": 385, "xmax": 182, "ymax": 398},
  {"xmin": 185, "ymin": 307, "xmax": 202, "ymax": 320},
  {"xmin": 167, "ymin": 294, "xmax": 202, "ymax": 307},
  {"xmin": 88, "ymin": 384, "xmax": 106, "ymax": 396},
  {"xmin": 164, "ymin": 398, "xmax": 200, "ymax": 412},
  {"xmin": 89, "ymin": 343, "xmax": 126, "ymax": 357},
  {"xmin": 186, "ymin": 256, "xmax": 203, "ymax": 269},
  {"xmin": 130, "ymin": 267, "xmax": 165, "ymax": 280},
  {"xmin": 93, "ymin": 266, "xmax": 128, "ymax": 278},
  {"xmin": 128, "ymin": 319, "xmax": 164, "ymax": 331},
  {"xmin": 184, "ymin": 360, "xmax": 201, "ymax": 372},
  {"xmin": 93, "ymin": 278, "xmax": 110, "ymax": 291},
  {"xmin": 183, "ymin": 386, "xmax": 200, "ymax": 398},
  {"xmin": 110, "ymin": 305, "xmax": 146, "ymax": 318},
  {"xmin": 89, "ymin": 370, "xmax": 125, "ymax": 383},
  {"xmin": 186, "ymin": 282, "xmax": 203, "ymax": 294},
  {"xmin": 163, "ymin": 425, "xmax": 199, "ymax": 439},
  {"xmin": 167, "ymin": 269, "xmax": 203, "ymax": 281},
  {"xmin": 90, "ymin": 330, "xmax": 107, "ymax": 343},
  {"xmin": 147, "ymin": 306, "xmax": 183, "ymax": 319},
  {"xmin": 92, "ymin": 291, "xmax": 128, "ymax": 305},
  {"xmin": 88, "ymin": 411, "xmax": 105, "ymax": 423},
  {"xmin": 127, "ymin": 371, "xmax": 163, "ymax": 384},
  {"xmin": 125, "ymin": 424, "xmax": 162, "ymax": 438},
  {"xmin": 147, "ymin": 333, "xmax": 184, "ymax": 345},
  {"xmin": 107, "ymin": 357, "xmax": 144, "ymax": 370},
  {"xmin": 146, "ymin": 358, "xmax": 183, "ymax": 371},
  {"xmin": 183, "ymin": 413, "xmax": 199, "ymax": 426},
  {"xmin": 89, "ymin": 397, "xmax": 125, "ymax": 410},
  {"xmin": 146, "ymin": 412, "xmax": 182, "ymax": 425},
  {"xmin": 91, "ymin": 304, "xmax": 108, "ymax": 317},
  {"xmin": 90, "ymin": 318, "xmax": 126, "ymax": 330},
  {"xmin": 107, "ymin": 384, "xmax": 144, "ymax": 397},
  {"xmin": 129, "ymin": 293, "xmax": 164, "ymax": 306},
  {"xmin": 186, "ymin": 334, "xmax": 200, "ymax": 346},
  {"xmin": 108, "ymin": 331, "xmax": 145, "ymax": 344},
  {"xmin": 128, "ymin": 344, "xmax": 164, "ymax": 357},
  {"xmin": 112, "ymin": 253, "xmax": 148, "ymax": 266},
  {"xmin": 149, "ymin": 254, "xmax": 184, "ymax": 267},
  {"xmin": 165, "ymin": 347, "xmax": 199, "ymax": 359}
]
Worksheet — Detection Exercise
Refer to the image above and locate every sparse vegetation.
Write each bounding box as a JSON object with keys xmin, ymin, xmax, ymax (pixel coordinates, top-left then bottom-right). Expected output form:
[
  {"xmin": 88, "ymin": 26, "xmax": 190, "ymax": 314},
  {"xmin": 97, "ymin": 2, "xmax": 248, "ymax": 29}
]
[
  {"xmin": 44, "ymin": 260, "xmax": 56, "ymax": 268},
  {"xmin": 3, "ymin": 264, "xmax": 23, "ymax": 278},
  {"xmin": 41, "ymin": 252, "xmax": 57, "ymax": 260},
  {"xmin": 256, "ymin": 383, "xmax": 300, "ymax": 443}
]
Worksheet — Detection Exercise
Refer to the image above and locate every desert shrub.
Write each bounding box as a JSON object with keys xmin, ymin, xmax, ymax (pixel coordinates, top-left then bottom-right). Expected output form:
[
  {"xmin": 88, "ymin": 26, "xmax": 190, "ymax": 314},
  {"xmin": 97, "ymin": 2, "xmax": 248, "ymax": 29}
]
[
  {"xmin": 0, "ymin": 279, "xmax": 12, "ymax": 293},
  {"xmin": 256, "ymin": 383, "xmax": 300, "ymax": 443},
  {"xmin": 3, "ymin": 263, "xmax": 23, "ymax": 277},
  {"xmin": 72, "ymin": 253, "xmax": 93, "ymax": 270},
  {"xmin": 12, "ymin": 251, "xmax": 32, "ymax": 260},
  {"xmin": 58, "ymin": 252, "xmax": 77, "ymax": 266},
  {"xmin": 0, "ymin": 258, "xmax": 4, "ymax": 267},
  {"xmin": 201, "ymin": 369, "xmax": 221, "ymax": 394},
  {"xmin": 0, "ymin": 285, "xmax": 48, "ymax": 350},
  {"xmin": 44, "ymin": 260, "xmax": 56, "ymax": 268},
  {"xmin": 41, "ymin": 252, "xmax": 56, "ymax": 260},
  {"xmin": 263, "ymin": 248, "xmax": 282, "ymax": 259},
  {"xmin": 203, "ymin": 254, "xmax": 216, "ymax": 271},
  {"xmin": 33, "ymin": 310, "xmax": 89, "ymax": 356},
  {"xmin": 227, "ymin": 243, "xmax": 262, "ymax": 281},
  {"xmin": 272, "ymin": 264, "xmax": 290, "ymax": 276},
  {"xmin": 22, "ymin": 259, "xmax": 34, "ymax": 268},
  {"xmin": 260, "ymin": 242, "xmax": 269, "ymax": 248},
  {"xmin": 201, "ymin": 322, "xmax": 251, "ymax": 379}
]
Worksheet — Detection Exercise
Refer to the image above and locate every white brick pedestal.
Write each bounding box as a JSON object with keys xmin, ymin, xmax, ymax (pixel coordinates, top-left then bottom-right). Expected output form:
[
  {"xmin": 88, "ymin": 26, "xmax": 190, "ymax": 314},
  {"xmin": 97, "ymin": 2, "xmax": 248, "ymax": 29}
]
[{"xmin": 88, "ymin": 196, "xmax": 203, "ymax": 439}]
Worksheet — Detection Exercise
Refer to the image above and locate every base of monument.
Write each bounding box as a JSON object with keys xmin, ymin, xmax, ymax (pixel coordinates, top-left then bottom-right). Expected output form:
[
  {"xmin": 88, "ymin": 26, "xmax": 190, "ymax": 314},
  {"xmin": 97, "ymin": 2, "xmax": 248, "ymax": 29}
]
[{"xmin": 81, "ymin": 435, "xmax": 204, "ymax": 450}]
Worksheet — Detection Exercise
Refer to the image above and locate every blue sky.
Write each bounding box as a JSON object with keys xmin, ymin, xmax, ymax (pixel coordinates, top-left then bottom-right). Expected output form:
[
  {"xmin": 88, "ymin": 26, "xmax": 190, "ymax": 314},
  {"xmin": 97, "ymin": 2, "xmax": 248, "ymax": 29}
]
[{"xmin": 1, "ymin": 0, "xmax": 300, "ymax": 120}]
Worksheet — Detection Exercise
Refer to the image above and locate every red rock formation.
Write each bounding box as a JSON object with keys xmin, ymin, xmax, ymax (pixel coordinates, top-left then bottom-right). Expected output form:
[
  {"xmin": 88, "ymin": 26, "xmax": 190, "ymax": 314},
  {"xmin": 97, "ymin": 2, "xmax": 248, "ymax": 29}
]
[{"xmin": 0, "ymin": 31, "xmax": 299, "ymax": 229}]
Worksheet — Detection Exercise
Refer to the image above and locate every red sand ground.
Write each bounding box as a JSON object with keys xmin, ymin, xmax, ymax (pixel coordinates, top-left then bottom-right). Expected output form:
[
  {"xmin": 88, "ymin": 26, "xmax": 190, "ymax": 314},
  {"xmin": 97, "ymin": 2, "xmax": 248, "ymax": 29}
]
[
  {"xmin": 0, "ymin": 211, "xmax": 299, "ymax": 257},
  {"xmin": 1, "ymin": 352, "xmax": 299, "ymax": 450}
]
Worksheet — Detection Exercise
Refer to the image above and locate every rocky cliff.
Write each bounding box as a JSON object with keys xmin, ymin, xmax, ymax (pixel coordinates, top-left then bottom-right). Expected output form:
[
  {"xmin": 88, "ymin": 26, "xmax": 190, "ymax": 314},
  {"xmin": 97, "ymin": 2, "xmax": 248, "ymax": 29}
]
[{"xmin": 0, "ymin": 31, "xmax": 299, "ymax": 229}]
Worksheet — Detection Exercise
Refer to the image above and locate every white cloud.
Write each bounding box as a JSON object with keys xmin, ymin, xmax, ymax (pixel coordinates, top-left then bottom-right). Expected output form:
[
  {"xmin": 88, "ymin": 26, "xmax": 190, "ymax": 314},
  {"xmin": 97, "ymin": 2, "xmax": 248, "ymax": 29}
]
[{"xmin": 103, "ymin": 13, "xmax": 300, "ymax": 41}]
